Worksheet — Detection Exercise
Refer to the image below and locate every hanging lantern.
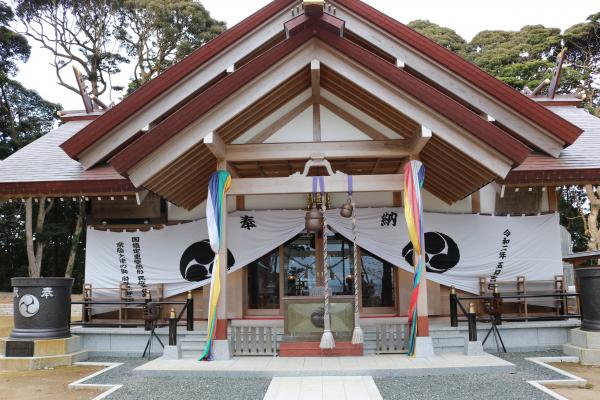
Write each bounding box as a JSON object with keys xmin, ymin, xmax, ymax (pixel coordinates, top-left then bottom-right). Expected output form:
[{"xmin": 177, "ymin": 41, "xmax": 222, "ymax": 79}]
[
  {"xmin": 305, "ymin": 205, "xmax": 324, "ymax": 233},
  {"xmin": 340, "ymin": 197, "xmax": 354, "ymax": 218}
]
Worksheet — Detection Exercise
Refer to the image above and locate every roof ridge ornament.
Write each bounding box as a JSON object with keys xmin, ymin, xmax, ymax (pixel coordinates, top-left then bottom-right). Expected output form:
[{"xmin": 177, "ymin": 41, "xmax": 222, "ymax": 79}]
[{"xmin": 304, "ymin": 0, "xmax": 325, "ymax": 17}]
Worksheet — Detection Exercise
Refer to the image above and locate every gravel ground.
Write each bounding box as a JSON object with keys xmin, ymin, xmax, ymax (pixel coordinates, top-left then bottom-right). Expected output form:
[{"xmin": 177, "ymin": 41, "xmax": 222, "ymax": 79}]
[
  {"xmin": 86, "ymin": 351, "xmax": 567, "ymax": 400},
  {"xmin": 375, "ymin": 350, "xmax": 566, "ymax": 400},
  {"xmin": 85, "ymin": 357, "xmax": 271, "ymax": 400}
]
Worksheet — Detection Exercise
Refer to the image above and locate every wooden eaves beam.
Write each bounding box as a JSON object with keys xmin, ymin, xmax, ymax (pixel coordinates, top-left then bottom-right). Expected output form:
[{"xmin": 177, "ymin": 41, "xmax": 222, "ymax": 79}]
[
  {"xmin": 220, "ymin": 139, "xmax": 411, "ymax": 162},
  {"xmin": 228, "ymin": 173, "xmax": 404, "ymax": 195},
  {"xmin": 203, "ymin": 132, "xmax": 226, "ymax": 160},
  {"xmin": 409, "ymin": 126, "xmax": 432, "ymax": 156},
  {"xmin": 312, "ymin": 59, "xmax": 322, "ymax": 142}
]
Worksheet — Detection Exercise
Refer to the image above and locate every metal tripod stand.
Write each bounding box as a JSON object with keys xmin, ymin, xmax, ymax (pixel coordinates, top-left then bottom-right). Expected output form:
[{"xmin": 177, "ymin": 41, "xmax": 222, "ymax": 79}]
[{"xmin": 142, "ymin": 303, "xmax": 164, "ymax": 359}]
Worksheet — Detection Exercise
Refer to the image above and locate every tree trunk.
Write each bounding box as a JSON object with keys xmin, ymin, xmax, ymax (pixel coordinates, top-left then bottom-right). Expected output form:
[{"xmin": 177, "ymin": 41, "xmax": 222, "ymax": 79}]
[
  {"xmin": 585, "ymin": 185, "xmax": 600, "ymax": 252},
  {"xmin": 24, "ymin": 197, "xmax": 54, "ymax": 277},
  {"xmin": 25, "ymin": 198, "xmax": 38, "ymax": 277},
  {"xmin": 65, "ymin": 202, "xmax": 85, "ymax": 278}
]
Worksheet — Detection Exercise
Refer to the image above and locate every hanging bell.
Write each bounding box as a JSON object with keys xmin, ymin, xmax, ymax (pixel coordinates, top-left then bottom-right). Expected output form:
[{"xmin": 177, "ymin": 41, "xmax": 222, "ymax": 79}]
[
  {"xmin": 340, "ymin": 198, "xmax": 354, "ymax": 218},
  {"xmin": 305, "ymin": 205, "xmax": 324, "ymax": 233}
]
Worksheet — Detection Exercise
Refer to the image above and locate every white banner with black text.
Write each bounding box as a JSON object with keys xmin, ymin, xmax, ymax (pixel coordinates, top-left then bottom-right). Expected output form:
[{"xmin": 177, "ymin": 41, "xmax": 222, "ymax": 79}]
[{"xmin": 85, "ymin": 208, "xmax": 562, "ymax": 299}]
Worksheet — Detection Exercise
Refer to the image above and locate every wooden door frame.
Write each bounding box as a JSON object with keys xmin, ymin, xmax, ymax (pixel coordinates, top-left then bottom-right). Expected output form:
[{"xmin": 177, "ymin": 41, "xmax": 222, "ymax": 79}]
[{"xmin": 242, "ymin": 231, "xmax": 399, "ymax": 317}]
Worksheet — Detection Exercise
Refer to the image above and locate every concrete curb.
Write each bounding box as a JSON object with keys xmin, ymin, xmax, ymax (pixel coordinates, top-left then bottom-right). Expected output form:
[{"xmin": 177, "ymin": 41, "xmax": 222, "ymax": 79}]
[
  {"xmin": 69, "ymin": 362, "xmax": 124, "ymax": 400},
  {"xmin": 133, "ymin": 363, "xmax": 515, "ymax": 378},
  {"xmin": 525, "ymin": 356, "xmax": 587, "ymax": 400}
]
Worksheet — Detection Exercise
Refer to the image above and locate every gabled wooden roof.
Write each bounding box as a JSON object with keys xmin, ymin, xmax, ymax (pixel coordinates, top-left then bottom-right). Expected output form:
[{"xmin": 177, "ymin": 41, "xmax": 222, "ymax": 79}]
[
  {"xmin": 0, "ymin": 0, "xmax": 591, "ymax": 205},
  {"xmin": 334, "ymin": 0, "xmax": 582, "ymax": 144},
  {"xmin": 61, "ymin": 0, "xmax": 581, "ymax": 163},
  {"xmin": 503, "ymin": 107, "xmax": 600, "ymax": 186},
  {"xmin": 60, "ymin": 0, "xmax": 298, "ymax": 159},
  {"xmin": 0, "ymin": 122, "xmax": 135, "ymax": 197}
]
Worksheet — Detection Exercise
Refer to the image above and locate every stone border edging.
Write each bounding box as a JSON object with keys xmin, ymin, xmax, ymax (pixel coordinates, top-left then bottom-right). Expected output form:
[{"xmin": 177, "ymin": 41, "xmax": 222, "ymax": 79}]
[
  {"xmin": 525, "ymin": 356, "xmax": 587, "ymax": 400},
  {"xmin": 69, "ymin": 362, "xmax": 123, "ymax": 400}
]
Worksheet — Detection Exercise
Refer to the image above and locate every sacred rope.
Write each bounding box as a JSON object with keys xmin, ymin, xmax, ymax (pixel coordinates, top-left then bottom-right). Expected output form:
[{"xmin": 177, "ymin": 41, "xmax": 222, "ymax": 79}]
[
  {"xmin": 320, "ymin": 202, "xmax": 335, "ymax": 349},
  {"xmin": 351, "ymin": 199, "xmax": 364, "ymax": 344}
]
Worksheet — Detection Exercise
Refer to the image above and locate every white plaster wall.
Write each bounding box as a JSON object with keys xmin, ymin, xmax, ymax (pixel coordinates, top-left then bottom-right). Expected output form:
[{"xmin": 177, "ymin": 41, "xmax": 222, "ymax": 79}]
[
  {"xmin": 331, "ymin": 192, "xmax": 394, "ymax": 208},
  {"xmin": 422, "ymin": 189, "xmax": 472, "ymax": 213},
  {"xmin": 168, "ymin": 200, "xmax": 236, "ymax": 221},
  {"xmin": 244, "ymin": 194, "xmax": 307, "ymax": 210},
  {"xmin": 168, "ymin": 189, "xmax": 481, "ymax": 220},
  {"xmin": 320, "ymin": 106, "xmax": 371, "ymax": 141},
  {"xmin": 232, "ymin": 90, "xmax": 312, "ymax": 144},
  {"xmin": 479, "ymin": 183, "xmax": 498, "ymax": 214},
  {"xmin": 265, "ymin": 107, "xmax": 313, "ymax": 143},
  {"xmin": 321, "ymin": 89, "xmax": 403, "ymax": 139}
]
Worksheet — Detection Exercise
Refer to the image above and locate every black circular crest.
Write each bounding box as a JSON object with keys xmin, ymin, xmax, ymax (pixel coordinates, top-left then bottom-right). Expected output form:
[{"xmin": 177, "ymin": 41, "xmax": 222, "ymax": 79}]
[
  {"xmin": 402, "ymin": 231, "xmax": 460, "ymax": 274},
  {"xmin": 179, "ymin": 239, "xmax": 236, "ymax": 282}
]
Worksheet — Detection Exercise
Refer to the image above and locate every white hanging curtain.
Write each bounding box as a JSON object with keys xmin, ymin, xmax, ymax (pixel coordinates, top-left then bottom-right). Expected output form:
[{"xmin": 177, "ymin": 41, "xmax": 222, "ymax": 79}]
[
  {"xmin": 326, "ymin": 208, "xmax": 563, "ymax": 294},
  {"xmin": 85, "ymin": 208, "xmax": 563, "ymax": 299}
]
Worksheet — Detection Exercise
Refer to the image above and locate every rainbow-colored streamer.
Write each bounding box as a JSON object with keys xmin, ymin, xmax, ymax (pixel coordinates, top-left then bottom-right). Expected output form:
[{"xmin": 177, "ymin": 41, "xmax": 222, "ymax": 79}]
[
  {"xmin": 199, "ymin": 170, "xmax": 231, "ymax": 361},
  {"xmin": 403, "ymin": 161, "xmax": 426, "ymax": 356}
]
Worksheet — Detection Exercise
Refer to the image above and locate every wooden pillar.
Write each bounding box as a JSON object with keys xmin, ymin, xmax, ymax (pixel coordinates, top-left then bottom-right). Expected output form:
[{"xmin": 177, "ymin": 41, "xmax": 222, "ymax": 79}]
[
  {"xmin": 547, "ymin": 187, "xmax": 558, "ymax": 212},
  {"xmin": 416, "ymin": 253, "xmax": 430, "ymax": 336},
  {"xmin": 236, "ymin": 195, "xmax": 245, "ymax": 211},
  {"xmin": 215, "ymin": 160, "xmax": 228, "ymax": 341},
  {"xmin": 393, "ymin": 192, "xmax": 403, "ymax": 207},
  {"xmin": 471, "ymin": 191, "xmax": 481, "ymax": 214}
]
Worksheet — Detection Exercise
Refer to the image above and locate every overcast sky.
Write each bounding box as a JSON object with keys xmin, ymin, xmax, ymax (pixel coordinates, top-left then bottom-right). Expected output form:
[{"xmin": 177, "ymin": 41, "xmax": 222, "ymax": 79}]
[{"xmin": 15, "ymin": 0, "xmax": 598, "ymax": 110}]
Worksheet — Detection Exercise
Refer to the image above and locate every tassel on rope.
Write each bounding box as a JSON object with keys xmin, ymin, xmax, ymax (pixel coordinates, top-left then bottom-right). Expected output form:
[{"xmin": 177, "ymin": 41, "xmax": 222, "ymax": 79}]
[
  {"xmin": 319, "ymin": 187, "xmax": 335, "ymax": 349},
  {"xmin": 199, "ymin": 170, "xmax": 231, "ymax": 361},
  {"xmin": 350, "ymin": 199, "xmax": 364, "ymax": 345},
  {"xmin": 404, "ymin": 161, "xmax": 426, "ymax": 357}
]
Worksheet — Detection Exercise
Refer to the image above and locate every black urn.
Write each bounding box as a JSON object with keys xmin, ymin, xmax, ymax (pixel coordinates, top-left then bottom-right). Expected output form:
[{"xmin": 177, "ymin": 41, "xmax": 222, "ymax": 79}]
[{"xmin": 10, "ymin": 277, "xmax": 74, "ymax": 339}]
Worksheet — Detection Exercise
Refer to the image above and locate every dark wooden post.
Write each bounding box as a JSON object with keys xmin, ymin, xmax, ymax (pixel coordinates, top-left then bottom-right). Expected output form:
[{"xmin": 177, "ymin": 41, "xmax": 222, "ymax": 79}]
[
  {"xmin": 186, "ymin": 291, "xmax": 194, "ymax": 331},
  {"xmin": 169, "ymin": 308, "xmax": 177, "ymax": 346},
  {"xmin": 144, "ymin": 290, "xmax": 152, "ymax": 331},
  {"xmin": 83, "ymin": 283, "xmax": 92, "ymax": 323},
  {"xmin": 468, "ymin": 303, "xmax": 477, "ymax": 342},
  {"xmin": 450, "ymin": 286, "xmax": 458, "ymax": 327},
  {"xmin": 493, "ymin": 286, "xmax": 502, "ymax": 325}
]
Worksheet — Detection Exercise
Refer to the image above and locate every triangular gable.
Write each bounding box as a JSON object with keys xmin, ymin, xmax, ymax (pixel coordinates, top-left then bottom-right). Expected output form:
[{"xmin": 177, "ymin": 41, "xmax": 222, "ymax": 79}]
[
  {"xmin": 60, "ymin": 0, "xmax": 297, "ymax": 160},
  {"xmin": 61, "ymin": 0, "xmax": 582, "ymax": 168},
  {"xmin": 333, "ymin": 0, "xmax": 582, "ymax": 145}
]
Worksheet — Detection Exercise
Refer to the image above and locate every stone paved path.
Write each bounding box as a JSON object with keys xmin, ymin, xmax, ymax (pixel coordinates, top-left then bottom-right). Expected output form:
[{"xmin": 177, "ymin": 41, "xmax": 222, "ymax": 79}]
[
  {"xmin": 134, "ymin": 353, "xmax": 514, "ymax": 377},
  {"xmin": 84, "ymin": 351, "xmax": 565, "ymax": 399},
  {"xmin": 263, "ymin": 376, "xmax": 382, "ymax": 400}
]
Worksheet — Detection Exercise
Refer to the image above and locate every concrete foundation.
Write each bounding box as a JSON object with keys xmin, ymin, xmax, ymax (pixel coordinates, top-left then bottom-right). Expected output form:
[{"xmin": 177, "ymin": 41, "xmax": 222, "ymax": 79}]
[
  {"xmin": 464, "ymin": 341, "xmax": 485, "ymax": 356},
  {"xmin": 162, "ymin": 344, "xmax": 182, "ymax": 360},
  {"xmin": 0, "ymin": 335, "xmax": 88, "ymax": 371},
  {"xmin": 563, "ymin": 328, "xmax": 600, "ymax": 366},
  {"xmin": 413, "ymin": 337, "xmax": 435, "ymax": 358},
  {"xmin": 211, "ymin": 339, "xmax": 232, "ymax": 360},
  {"xmin": 71, "ymin": 319, "xmax": 580, "ymax": 358}
]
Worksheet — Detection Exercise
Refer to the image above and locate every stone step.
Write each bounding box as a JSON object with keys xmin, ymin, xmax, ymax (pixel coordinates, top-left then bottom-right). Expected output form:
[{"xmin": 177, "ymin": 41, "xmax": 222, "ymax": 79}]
[
  {"xmin": 434, "ymin": 346, "xmax": 466, "ymax": 355},
  {"xmin": 432, "ymin": 336, "xmax": 465, "ymax": 347},
  {"xmin": 430, "ymin": 329, "xmax": 465, "ymax": 338}
]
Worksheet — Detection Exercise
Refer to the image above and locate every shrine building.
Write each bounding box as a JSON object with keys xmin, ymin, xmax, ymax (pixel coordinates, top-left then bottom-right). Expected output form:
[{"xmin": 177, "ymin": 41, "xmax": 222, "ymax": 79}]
[{"xmin": 0, "ymin": 0, "xmax": 598, "ymax": 358}]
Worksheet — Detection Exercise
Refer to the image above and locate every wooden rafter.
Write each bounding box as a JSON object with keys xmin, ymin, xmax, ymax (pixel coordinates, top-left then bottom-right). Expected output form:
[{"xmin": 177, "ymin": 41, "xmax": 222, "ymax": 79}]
[
  {"xmin": 409, "ymin": 126, "xmax": 432, "ymax": 155},
  {"xmin": 203, "ymin": 132, "xmax": 226, "ymax": 160}
]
